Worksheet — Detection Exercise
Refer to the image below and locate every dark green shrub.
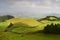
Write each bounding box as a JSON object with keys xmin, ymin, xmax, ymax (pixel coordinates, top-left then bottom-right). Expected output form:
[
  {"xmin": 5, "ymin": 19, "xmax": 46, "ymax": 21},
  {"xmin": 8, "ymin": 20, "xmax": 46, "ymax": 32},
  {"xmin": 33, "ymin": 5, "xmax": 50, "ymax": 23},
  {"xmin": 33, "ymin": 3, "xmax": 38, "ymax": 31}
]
[
  {"xmin": 4, "ymin": 23, "xmax": 13, "ymax": 32},
  {"xmin": 43, "ymin": 23, "xmax": 60, "ymax": 34}
]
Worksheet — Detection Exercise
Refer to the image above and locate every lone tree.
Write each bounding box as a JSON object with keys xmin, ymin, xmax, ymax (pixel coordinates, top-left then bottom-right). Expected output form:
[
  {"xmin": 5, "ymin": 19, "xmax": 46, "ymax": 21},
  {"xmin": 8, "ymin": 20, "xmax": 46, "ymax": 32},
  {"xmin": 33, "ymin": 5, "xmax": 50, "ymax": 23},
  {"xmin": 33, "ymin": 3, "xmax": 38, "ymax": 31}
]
[{"xmin": 43, "ymin": 23, "xmax": 60, "ymax": 34}]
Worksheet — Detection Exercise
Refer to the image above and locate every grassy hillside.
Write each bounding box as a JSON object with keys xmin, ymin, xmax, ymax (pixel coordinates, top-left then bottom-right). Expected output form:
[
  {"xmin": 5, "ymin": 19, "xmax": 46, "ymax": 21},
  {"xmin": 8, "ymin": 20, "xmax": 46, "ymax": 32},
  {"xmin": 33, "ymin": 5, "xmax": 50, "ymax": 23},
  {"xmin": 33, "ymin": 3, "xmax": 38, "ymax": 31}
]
[
  {"xmin": 1, "ymin": 16, "xmax": 60, "ymax": 33},
  {"xmin": 5, "ymin": 18, "xmax": 46, "ymax": 33},
  {"xmin": 6, "ymin": 18, "xmax": 41, "ymax": 26},
  {"xmin": 0, "ymin": 16, "xmax": 60, "ymax": 40},
  {"xmin": 1, "ymin": 17, "xmax": 60, "ymax": 33},
  {"xmin": 0, "ymin": 18, "xmax": 45, "ymax": 33}
]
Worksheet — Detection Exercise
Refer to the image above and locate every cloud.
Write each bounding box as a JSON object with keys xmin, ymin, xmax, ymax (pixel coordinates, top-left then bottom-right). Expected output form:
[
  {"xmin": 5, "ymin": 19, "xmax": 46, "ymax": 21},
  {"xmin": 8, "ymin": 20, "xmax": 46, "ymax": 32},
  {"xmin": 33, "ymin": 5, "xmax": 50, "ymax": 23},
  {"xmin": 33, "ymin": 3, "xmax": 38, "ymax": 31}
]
[{"xmin": 0, "ymin": 0, "xmax": 60, "ymax": 17}]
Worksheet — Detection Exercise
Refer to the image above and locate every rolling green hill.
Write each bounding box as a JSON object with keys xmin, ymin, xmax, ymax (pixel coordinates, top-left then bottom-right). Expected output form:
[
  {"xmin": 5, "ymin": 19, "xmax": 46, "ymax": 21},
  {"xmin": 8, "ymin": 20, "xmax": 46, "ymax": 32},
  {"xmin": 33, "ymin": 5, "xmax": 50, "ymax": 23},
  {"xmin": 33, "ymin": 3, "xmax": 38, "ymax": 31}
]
[
  {"xmin": 5, "ymin": 18, "xmax": 46, "ymax": 33},
  {"xmin": 0, "ymin": 16, "xmax": 60, "ymax": 33},
  {"xmin": 1, "ymin": 16, "xmax": 60, "ymax": 33},
  {"xmin": 0, "ymin": 16, "xmax": 60, "ymax": 40}
]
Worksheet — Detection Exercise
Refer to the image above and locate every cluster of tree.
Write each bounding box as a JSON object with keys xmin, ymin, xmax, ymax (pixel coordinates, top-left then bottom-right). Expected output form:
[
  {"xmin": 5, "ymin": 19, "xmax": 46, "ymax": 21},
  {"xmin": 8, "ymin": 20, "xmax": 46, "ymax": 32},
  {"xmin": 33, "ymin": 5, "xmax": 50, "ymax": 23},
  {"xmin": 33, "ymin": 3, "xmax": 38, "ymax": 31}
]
[
  {"xmin": 43, "ymin": 23, "xmax": 60, "ymax": 34},
  {"xmin": 0, "ymin": 15, "xmax": 14, "ymax": 22}
]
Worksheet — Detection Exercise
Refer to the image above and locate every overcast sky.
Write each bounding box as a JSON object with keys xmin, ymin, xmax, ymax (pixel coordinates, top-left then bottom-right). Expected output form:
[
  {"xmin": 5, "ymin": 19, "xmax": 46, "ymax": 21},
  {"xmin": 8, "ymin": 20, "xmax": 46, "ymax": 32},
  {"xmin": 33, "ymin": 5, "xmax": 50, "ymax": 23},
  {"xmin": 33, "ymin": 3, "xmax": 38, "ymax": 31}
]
[{"xmin": 0, "ymin": 0, "xmax": 60, "ymax": 18}]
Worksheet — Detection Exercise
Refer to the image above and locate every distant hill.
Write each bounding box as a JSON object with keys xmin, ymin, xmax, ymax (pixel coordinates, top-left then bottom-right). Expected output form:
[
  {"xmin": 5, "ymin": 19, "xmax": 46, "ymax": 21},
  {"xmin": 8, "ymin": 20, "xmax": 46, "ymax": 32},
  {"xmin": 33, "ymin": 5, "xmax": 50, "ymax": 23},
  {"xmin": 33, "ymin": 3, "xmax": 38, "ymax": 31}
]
[{"xmin": 37, "ymin": 16, "xmax": 60, "ymax": 22}]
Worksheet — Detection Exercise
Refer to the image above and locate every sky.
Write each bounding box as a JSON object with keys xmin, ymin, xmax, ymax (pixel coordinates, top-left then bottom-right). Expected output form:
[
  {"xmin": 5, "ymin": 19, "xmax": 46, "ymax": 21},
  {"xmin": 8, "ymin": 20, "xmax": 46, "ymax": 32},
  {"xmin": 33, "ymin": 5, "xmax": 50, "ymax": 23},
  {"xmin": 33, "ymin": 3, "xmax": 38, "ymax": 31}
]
[{"xmin": 0, "ymin": 0, "xmax": 60, "ymax": 18}]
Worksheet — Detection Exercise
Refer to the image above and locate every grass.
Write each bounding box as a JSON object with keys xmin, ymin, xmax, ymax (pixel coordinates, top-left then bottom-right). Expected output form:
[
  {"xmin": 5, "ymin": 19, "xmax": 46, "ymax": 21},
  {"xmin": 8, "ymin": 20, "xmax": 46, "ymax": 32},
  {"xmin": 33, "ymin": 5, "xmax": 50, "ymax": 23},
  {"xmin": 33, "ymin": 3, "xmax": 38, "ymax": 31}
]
[{"xmin": 0, "ymin": 32, "xmax": 60, "ymax": 40}]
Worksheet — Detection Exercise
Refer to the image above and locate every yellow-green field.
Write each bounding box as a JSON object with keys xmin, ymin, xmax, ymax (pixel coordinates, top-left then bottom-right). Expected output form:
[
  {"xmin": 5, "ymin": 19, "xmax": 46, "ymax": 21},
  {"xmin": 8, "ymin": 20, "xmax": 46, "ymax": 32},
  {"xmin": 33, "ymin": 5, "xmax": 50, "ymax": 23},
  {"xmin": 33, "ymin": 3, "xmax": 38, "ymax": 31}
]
[{"xmin": 1, "ymin": 32, "xmax": 60, "ymax": 40}]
